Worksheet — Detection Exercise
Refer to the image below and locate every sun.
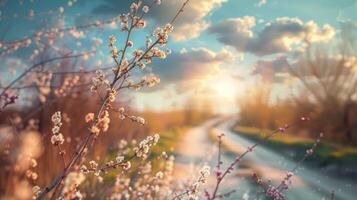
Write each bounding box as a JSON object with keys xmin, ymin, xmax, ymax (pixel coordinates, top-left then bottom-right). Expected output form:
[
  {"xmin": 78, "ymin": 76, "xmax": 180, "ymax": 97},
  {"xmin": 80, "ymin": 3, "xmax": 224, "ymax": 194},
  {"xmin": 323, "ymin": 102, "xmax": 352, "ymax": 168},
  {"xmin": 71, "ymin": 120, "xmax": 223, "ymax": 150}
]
[{"xmin": 213, "ymin": 79, "xmax": 237, "ymax": 100}]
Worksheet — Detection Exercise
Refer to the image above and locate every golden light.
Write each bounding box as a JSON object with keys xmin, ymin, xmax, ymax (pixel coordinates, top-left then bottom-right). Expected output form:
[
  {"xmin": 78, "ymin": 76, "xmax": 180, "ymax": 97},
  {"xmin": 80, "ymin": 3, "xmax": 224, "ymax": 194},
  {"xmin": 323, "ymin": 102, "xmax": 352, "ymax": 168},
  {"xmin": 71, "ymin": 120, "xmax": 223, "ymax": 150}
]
[{"xmin": 212, "ymin": 79, "xmax": 237, "ymax": 100}]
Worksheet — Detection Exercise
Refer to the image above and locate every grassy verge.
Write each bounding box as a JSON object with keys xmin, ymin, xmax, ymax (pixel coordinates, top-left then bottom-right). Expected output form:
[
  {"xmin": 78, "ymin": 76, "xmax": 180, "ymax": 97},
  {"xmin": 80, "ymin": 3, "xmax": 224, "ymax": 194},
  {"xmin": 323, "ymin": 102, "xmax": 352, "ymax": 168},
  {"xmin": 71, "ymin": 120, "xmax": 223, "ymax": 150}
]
[
  {"xmin": 152, "ymin": 126, "xmax": 188, "ymax": 155},
  {"xmin": 104, "ymin": 126, "xmax": 189, "ymax": 180},
  {"xmin": 232, "ymin": 125, "xmax": 357, "ymax": 167}
]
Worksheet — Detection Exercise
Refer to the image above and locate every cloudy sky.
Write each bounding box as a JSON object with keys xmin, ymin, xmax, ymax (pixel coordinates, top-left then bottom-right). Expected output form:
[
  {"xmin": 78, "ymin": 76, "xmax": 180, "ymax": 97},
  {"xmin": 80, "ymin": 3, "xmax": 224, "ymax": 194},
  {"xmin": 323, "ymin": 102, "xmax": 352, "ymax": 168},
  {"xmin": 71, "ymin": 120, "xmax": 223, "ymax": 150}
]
[{"xmin": 1, "ymin": 0, "xmax": 356, "ymax": 112}]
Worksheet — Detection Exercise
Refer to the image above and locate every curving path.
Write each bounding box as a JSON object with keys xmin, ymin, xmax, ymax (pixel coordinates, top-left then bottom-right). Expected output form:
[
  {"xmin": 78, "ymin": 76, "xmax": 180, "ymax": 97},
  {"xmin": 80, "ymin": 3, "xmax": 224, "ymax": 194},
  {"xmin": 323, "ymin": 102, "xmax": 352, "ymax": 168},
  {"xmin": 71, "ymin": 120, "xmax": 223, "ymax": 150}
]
[{"xmin": 174, "ymin": 117, "xmax": 356, "ymax": 200}]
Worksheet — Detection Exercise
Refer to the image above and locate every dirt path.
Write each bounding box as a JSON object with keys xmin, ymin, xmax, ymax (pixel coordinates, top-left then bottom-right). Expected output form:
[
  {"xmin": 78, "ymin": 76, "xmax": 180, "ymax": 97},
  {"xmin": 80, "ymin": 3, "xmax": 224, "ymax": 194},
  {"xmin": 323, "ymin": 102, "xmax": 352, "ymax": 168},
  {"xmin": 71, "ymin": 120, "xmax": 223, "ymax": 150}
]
[{"xmin": 174, "ymin": 117, "xmax": 356, "ymax": 200}]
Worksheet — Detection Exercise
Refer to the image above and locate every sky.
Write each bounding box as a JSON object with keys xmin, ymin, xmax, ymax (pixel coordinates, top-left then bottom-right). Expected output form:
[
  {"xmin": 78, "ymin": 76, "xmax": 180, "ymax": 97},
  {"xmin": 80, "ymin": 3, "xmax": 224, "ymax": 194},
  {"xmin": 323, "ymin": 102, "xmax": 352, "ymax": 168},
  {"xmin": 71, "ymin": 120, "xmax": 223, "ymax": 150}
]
[{"xmin": 0, "ymin": 0, "xmax": 356, "ymax": 113}]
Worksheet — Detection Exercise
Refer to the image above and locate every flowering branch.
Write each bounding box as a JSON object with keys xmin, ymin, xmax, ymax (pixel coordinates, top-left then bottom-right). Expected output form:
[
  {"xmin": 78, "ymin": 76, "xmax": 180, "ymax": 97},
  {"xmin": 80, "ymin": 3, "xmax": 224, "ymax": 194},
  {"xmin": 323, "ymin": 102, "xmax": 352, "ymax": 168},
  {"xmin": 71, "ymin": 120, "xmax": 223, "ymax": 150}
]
[
  {"xmin": 0, "ymin": 51, "xmax": 94, "ymax": 111},
  {"xmin": 251, "ymin": 132, "xmax": 324, "ymax": 200},
  {"xmin": 207, "ymin": 118, "xmax": 309, "ymax": 200},
  {"xmin": 35, "ymin": 0, "xmax": 190, "ymax": 199}
]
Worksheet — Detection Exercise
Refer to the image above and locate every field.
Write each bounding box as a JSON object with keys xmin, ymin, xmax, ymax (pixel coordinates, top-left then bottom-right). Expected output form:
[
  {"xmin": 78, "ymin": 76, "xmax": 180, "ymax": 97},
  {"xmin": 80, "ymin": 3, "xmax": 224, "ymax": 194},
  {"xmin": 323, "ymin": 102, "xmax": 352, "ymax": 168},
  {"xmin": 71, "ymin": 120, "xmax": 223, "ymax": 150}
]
[{"xmin": 0, "ymin": 0, "xmax": 356, "ymax": 200}]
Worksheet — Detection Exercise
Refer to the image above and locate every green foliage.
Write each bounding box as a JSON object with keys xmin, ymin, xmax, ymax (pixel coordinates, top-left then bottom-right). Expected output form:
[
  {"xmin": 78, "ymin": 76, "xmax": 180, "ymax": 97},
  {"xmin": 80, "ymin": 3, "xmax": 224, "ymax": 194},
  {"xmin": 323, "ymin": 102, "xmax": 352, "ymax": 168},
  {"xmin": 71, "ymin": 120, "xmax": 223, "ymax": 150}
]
[{"xmin": 233, "ymin": 125, "xmax": 357, "ymax": 166}]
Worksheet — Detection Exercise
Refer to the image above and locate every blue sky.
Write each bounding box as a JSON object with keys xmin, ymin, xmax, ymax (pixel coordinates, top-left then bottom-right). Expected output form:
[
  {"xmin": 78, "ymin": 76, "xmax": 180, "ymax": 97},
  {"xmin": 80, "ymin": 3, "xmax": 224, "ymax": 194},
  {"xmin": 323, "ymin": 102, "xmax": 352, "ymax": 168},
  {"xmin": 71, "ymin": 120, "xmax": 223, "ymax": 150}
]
[{"xmin": 0, "ymin": 0, "xmax": 356, "ymax": 112}]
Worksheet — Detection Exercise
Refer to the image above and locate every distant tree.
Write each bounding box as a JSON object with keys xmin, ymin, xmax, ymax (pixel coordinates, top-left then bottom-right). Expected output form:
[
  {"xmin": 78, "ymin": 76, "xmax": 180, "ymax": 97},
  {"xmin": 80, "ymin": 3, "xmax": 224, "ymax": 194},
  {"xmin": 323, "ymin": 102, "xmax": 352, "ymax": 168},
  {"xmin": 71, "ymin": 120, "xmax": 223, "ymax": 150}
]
[
  {"xmin": 238, "ymin": 85, "xmax": 274, "ymax": 129},
  {"xmin": 288, "ymin": 29, "xmax": 357, "ymax": 143}
]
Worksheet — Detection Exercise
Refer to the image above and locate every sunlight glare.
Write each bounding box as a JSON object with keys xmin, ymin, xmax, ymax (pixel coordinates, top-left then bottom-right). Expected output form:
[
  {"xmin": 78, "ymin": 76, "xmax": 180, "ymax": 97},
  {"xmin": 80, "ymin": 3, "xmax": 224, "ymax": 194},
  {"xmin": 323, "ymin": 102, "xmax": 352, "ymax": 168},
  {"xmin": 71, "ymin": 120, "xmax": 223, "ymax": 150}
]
[{"xmin": 213, "ymin": 79, "xmax": 237, "ymax": 100}]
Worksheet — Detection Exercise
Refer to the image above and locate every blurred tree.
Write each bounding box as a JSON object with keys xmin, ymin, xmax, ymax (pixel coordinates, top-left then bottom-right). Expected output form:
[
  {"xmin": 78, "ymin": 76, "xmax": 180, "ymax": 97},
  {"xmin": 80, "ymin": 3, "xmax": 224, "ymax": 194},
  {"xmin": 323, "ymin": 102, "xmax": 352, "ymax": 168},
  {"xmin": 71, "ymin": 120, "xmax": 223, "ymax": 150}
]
[
  {"xmin": 288, "ymin": 30, "xmax": 357, "ymax": 143},
  {"xmin": 238, "ymin": 84, "xmax": 274, "ymax": 129},
  {"xmin": 184, "ymin": 94, "xmax": 214, "ymax": 125}
]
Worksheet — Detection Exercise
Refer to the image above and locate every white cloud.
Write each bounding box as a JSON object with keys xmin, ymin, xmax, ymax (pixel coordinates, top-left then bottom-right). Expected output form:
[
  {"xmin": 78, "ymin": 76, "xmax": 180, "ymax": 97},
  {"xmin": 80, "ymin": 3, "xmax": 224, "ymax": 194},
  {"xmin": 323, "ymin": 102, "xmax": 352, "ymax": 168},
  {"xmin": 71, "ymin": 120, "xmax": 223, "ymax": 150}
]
[
  {"xmin": 93, "ymin": 0, "xmax": 227, "ymax": 41},
  {"xmin": 252, "ymin": 56, "xmax": 289, "ymax": 82},
  {"xmin": 256, "ymin": 0, "xmax": 267, "ymax": 7},
  {"xmin": 152, "ymin": 47, "xmax": 235, "ymax": 93},
  {"xmin": 171, "ymin": 21, "xmax": 210, "ymax": 41},
  {"xmin": 208, "ymin": 16, "xmax": 256, "ymax": 52},
  {"xmin": 209, "ymin": 16, "xmax": 336, "ymax": 56},
  {"xmin": 150, "ymin": 0, "xmax": 227, "ymax": 41}
]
